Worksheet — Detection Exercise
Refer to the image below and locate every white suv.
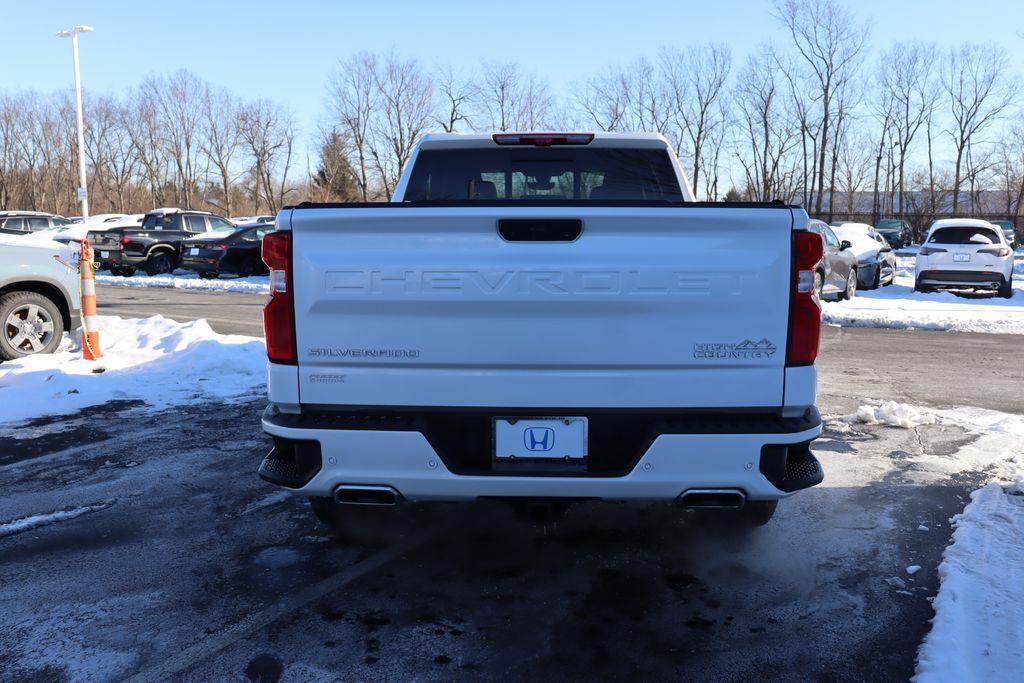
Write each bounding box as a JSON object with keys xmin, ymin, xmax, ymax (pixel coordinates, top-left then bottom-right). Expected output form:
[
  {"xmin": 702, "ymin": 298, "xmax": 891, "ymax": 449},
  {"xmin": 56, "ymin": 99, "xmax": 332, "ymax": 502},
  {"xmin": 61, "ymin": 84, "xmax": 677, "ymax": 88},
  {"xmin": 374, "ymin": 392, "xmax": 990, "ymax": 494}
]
[{"xmin": 915, "ymin": 219, "xmax": 1014, "ymax": 298}]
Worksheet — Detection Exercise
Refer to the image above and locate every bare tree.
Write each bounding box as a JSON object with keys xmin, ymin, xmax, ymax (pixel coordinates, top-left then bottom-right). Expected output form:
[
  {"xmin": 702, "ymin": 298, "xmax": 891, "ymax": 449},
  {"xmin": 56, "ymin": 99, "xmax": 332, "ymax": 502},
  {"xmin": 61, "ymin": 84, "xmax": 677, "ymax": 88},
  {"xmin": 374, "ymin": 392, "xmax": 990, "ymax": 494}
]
[
  {"xmin": 878, "ymin": 42, "xmax": 939, "ymax": 217},
  {"xmin": 733, "ymin": 47, "xmax": 800, "ymax": 201},
  {"xmin": 774, "ymin": 0, "xmax": 869, "ymax": 213},
  {"xmin": 238, "ymin": 99, "xmax": 297, "ymax": 213},
  {"xmin": 662, "ymin": 45, "xmax": 731, "ymax": 195},
  {"xmin": 435, "ymin": 65, "xmax": 477, "ymax": 133},
  {"xmin": 942, "ymin": 43, "xmax": 1018, "ymax": 213},
  {"xmin": 200, "ymin": 85, "xmax": 243, "ymax": 216},
  {"xmin": 327, "ymin": 52, "xmax": 379, "ymax": 201},
  {"xmin": 368, "ymin": 53, "xmax": 435, "ymax": 199},
  {"xmin": 478, "ymin": 62, "xmax": 555, "ymax": 132}
]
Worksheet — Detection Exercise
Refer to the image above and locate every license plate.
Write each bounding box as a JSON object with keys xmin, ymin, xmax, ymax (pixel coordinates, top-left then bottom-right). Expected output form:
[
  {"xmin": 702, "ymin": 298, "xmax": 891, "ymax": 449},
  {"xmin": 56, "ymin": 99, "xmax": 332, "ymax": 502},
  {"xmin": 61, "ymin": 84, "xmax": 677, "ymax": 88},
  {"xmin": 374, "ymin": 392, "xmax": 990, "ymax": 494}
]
[
  {"xmin": 100, "ymin": 251, "xmax": 109, "ymax": 258},
  {"xmin": 954, "ymin": 253, "xmax": 970, "ymax": 262},
  {"xmin": 494, "ymin": 417, "xmax": 587, "ymax": 460},
  {"xmin": 189, "ymin": 248, "xmax": 199, "ymax": 256}
]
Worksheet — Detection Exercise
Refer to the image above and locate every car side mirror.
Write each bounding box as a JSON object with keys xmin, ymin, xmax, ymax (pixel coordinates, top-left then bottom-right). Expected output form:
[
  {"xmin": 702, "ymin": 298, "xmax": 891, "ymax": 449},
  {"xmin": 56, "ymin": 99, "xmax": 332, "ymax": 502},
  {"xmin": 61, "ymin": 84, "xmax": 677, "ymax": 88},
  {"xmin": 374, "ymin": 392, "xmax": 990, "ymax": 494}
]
[{"xmin": 840, "ymin": 240, "xmax": 852, "ymax": 250}]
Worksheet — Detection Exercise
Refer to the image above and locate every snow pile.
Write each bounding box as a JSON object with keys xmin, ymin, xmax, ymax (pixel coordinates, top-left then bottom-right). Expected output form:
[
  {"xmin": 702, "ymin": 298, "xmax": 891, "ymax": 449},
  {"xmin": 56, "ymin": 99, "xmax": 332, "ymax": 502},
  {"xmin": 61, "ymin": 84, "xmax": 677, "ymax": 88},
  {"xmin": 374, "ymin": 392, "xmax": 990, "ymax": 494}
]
[
  {"xmin": 821, "ymin": 261, "xmax": 1023, "ymax": 335},
  {"xmin": 916, "ymin": 483, "xmax": 1024, "ymax": 681},
  {"xmin": 861, "ymin": 405, "xmax": 1024, "ymax": 680},
  {"xmin": 0, "ymin": 315, "xmax": 265, "ymax": 425},
  {"xmin": 95, "ymin": 270, "xmax": 270, "ymax": 294},
  {"xmin": 854, "ymin": 401, "xmax": 937, "ymax": 428}
]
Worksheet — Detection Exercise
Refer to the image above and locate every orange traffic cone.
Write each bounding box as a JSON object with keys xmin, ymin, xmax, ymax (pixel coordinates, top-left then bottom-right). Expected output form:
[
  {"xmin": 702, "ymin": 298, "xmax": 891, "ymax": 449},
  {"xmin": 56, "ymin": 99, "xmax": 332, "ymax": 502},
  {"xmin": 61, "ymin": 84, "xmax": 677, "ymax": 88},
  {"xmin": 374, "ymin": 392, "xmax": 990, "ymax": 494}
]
[{"xmin": 80, "ymin": 237, "xmax": 102, "ymax": 360}]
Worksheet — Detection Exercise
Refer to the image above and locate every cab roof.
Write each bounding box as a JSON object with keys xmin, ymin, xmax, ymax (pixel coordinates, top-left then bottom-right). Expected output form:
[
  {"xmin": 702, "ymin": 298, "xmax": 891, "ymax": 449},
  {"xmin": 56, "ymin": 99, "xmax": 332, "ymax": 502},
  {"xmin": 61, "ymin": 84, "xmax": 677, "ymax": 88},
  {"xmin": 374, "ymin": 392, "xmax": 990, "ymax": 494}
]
[{"xmin": 417, "ymin": 131, "xmax": 672, "ymax": 150}]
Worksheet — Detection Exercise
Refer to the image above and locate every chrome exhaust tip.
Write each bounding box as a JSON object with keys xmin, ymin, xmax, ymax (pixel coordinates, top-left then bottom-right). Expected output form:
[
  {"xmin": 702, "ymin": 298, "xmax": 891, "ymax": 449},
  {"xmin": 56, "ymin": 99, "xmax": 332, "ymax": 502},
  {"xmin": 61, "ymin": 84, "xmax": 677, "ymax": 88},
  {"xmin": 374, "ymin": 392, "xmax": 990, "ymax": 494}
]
[
  {"xmin": 334, "ymin": 484, "xmax": 401, "ymax": 507},
  {"xmin": 678, "ymin": 489, "xmax": 746, "ymax": 510}
]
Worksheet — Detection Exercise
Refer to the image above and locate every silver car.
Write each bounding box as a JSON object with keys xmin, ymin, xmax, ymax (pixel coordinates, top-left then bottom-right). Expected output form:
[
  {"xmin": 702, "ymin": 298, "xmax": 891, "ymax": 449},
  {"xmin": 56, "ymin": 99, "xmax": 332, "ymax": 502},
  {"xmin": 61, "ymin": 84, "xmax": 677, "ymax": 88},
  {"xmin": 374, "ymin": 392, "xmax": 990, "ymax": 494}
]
[{"xmin": 0, "ymin": 236, "xmax": 81, "ymax": 358}]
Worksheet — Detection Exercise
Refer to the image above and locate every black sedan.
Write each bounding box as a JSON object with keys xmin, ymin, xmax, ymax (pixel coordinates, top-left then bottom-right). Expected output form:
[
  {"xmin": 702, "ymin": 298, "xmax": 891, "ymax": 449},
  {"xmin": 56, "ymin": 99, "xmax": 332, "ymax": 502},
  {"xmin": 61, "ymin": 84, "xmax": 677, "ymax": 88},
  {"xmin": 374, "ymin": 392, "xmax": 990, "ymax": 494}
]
[{"xmin": 179, "ymin": 224, "xmax": 275, "ymax": 278}]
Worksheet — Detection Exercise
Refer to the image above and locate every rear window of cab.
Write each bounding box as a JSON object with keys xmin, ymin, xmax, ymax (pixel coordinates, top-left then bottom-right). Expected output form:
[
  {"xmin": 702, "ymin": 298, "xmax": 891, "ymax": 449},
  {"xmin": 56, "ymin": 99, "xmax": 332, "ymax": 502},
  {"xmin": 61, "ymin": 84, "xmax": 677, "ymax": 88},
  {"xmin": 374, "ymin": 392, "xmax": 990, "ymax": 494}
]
[{"xmin": 404, "ymin": 147, "xmax": 684, "ymax": 202}]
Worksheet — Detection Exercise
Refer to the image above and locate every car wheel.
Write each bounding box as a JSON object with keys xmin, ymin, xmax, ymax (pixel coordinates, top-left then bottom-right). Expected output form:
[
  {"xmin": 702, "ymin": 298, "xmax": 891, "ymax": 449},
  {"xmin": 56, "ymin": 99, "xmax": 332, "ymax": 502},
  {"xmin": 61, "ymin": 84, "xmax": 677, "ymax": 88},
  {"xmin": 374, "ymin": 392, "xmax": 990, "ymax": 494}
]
[
  {"xmin": 694, "ymin": 500, "xmax": 779, "ymax": 530},
  {"xmin": 0, "ymin": 291, "xmax": 65, "ymax": 360},
  {"xmin": 308, "ymin": 497, "xmax": 402, "ymax": 543},
  {"xmin": 144, "ymin": 251, "xmax": 175, "ymax": 276},
  {"xmin": 741, "ymin": 500, "xmax": 778, "ymax": 527},
  {"xmin": 843, "ymin": 269, "xmax": 857, "ymax": 300},
  {"xmin": 236, "ymin": 257, "xmax": 259, "ymax": 278},
  {"xmin": 999, "ymin": 277, "xmax": 1013, "ymax": 299},
  {"xmin": 870, "ymin": 265, "xmax": 881, "ymax": 290},
  {"xmin": 914, "ymin": 278, "xmax": 931, "ymax": 294}
]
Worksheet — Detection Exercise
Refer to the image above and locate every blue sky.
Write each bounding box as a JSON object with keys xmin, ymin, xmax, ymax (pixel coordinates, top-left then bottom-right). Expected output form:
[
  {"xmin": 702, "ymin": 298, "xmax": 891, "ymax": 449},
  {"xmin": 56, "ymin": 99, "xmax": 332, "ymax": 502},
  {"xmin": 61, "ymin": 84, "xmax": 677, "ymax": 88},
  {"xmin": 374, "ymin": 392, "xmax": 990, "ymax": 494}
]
[{"xmin": 4, "ymin": 0, "xmax": 1023, "ymax": 144}]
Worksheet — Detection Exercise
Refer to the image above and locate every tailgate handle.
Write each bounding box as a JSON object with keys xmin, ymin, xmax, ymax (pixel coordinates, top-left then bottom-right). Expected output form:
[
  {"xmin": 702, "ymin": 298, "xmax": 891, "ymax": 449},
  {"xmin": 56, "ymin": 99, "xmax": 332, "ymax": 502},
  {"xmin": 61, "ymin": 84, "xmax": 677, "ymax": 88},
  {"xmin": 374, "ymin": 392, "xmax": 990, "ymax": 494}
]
[{"xmin": 498, "ymin": 219, "xmax": 582, "ymax": 242}]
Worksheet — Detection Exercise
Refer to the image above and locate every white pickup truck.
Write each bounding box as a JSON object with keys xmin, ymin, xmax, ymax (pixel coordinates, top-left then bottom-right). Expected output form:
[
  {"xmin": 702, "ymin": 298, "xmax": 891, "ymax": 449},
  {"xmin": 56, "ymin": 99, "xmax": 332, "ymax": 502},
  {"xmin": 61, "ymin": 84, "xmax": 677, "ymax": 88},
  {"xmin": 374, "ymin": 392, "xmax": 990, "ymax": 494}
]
[{"xmin": 259, "ymin": 132, "xmax": 824, "ymax": 530}]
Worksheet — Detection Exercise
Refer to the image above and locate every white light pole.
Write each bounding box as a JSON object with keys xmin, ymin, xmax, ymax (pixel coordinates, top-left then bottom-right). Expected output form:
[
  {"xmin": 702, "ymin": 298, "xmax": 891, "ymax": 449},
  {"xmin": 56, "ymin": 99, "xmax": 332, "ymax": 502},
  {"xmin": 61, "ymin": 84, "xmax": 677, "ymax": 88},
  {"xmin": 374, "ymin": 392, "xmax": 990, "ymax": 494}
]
[{"xmin": 56, "ymin": 25, "xmax": 93, "ymax": 219}]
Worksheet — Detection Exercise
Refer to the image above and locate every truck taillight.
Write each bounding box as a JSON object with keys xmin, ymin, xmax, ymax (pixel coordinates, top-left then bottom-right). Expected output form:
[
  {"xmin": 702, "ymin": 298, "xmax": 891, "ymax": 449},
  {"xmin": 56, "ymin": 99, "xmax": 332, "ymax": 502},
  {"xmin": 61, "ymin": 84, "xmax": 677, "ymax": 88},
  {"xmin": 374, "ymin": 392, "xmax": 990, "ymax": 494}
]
[
  {"xmin": 262, "ymin": 230, "xmax": 296, "ymax": 364},
  {"xmin": 119, "ymin": 236, "xmax": 130, "ymax": 247},
  {"xmin": 787, "ymin": 231, "xmax": 823, "ymax": 367}
]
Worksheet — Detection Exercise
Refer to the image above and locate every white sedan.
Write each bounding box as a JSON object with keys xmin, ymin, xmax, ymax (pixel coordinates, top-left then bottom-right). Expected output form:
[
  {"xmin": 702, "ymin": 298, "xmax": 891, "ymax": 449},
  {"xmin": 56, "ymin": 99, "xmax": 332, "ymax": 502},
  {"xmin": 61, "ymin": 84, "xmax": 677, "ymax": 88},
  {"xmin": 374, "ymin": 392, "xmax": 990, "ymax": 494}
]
[{"xmin": 915, "ymin": 219, "xmax": 1014, "ymax": 298}]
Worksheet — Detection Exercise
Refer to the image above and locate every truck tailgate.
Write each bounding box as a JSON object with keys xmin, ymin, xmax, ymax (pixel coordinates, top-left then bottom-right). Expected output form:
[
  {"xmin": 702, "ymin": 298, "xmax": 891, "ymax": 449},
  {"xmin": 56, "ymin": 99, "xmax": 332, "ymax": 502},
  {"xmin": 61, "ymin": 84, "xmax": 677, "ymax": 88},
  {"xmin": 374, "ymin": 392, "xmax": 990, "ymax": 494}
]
[{"xmin": 289, "ymin": 205, "xmax": 795, "ymax": 409}]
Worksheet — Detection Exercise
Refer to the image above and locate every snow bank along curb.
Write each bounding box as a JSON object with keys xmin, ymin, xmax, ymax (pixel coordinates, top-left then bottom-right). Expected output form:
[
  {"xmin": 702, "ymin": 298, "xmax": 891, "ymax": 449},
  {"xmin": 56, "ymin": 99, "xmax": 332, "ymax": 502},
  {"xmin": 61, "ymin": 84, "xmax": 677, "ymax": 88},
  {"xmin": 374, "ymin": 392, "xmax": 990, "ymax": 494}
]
[
  {"xmin": 95, "ymin": 271, "xmax": 270, "ymax": 294},
  {"xmin": 838, "ymin": 403, "xmax": 1024, "ymax": 680},
  {"xmin": 820, "ymin": 259, "xmax": 1024, "ymax": 335},
  {"xmin": 915, "ymin": 483, "xmax": 1024, "ymax": 682},
  {"xmin": 0, "ymin": 315, "xmax": 266, "ymax": 425}
]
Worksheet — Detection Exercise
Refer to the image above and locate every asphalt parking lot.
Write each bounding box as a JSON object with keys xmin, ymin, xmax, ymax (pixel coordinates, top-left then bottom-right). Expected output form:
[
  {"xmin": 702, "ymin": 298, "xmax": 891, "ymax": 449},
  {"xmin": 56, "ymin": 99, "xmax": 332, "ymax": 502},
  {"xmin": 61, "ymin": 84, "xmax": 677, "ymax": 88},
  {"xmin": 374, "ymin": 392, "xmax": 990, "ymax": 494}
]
[{"xmin": 1, "ymin": 285, "xmax": 1021, "ymax": 681}]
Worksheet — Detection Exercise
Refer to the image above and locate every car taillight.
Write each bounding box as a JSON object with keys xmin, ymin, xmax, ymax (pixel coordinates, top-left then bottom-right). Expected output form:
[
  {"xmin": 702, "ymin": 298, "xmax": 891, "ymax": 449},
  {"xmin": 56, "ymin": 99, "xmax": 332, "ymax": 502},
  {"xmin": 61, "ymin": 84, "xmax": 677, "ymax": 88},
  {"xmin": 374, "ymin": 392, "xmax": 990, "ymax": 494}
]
[
  {"xmin": 918, "ymin": 246, "xmax": 947, "ymax": 256},
  {"xmin": 120, "ymin": 236, "xmax": 130, "ymax": 247},
  {"xmin": 978, "ymin": 247, "xmax": 1012, "ymax": 257},
  {"xmin": 262, "ymin": 230, "xmax": 295, "ymax": 364},
  {"xmin": 787, "ymin": 231, "xmax": 824, "ymax": 367},
  {"xmin": 492, "ymin": 133, "xmax": 594, "ymax": 146}
]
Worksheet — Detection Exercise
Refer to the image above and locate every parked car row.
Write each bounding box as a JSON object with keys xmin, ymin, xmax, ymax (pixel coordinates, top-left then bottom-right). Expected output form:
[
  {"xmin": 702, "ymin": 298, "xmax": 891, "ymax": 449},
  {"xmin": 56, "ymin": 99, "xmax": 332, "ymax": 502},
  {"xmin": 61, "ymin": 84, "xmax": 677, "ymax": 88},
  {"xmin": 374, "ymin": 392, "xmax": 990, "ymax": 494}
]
[
  {"xmin": 806, "ymin": 220, "xmax": 897, "ymax": 301},
  {"xmin": 87, "ymin": 208, "xmax": 274, "ymax": 278}
]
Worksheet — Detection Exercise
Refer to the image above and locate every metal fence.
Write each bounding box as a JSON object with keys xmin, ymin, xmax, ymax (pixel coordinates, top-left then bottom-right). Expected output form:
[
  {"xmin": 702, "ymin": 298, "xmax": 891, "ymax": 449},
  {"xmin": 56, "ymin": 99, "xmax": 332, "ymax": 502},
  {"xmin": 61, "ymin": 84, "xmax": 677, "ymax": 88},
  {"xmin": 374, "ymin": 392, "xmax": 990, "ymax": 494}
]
[{"xmin": 818, "ymin": 213, "xmax": 1019, "ymax": 244}]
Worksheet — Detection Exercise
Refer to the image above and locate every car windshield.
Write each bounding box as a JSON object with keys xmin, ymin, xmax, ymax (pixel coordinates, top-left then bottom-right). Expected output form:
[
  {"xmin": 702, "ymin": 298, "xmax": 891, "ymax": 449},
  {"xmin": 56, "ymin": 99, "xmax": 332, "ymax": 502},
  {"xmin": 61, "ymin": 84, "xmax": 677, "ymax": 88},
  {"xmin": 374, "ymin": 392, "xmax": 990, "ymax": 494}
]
[
  {"xmin": 928, "ymin": 227, "xmax": 999, "ymax": 244},
  {"xmin": 875, "ymin": 221, "xmax": 901, "ymax": 230},
  {"xmin": 404, "ymin": 147, "xmax": 684, "ymax": 202}
]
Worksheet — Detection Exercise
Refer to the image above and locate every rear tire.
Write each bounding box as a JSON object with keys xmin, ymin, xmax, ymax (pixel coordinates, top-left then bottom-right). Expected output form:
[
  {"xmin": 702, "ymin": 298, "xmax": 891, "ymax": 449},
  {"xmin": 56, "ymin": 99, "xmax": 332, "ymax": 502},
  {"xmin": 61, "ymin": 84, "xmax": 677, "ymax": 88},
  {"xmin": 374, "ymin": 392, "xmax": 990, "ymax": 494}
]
[
  {"xmin": 742, "ymin": 500, "xmax": 778, "ymax": 526},
  {"xmin": 842, "ymin": 269, "xmax": 857, "ymax": 300},
  {"xmin": 236, "ymin": 256, "xmax": 259, "ymax": 277},
  {"xmin": 999, "ymin": 277, "xmax": 1013, "ymax": 299},
  {"xmin": 308, "ymin": 496, "xmax": 402, "ymax": 543},
  {"xmin": 694, "ymin": 500, "xmax": 779, "ymax": 530},
  {"xmin": 144, "ymin": 251, "xmax": 175, "ymax": 276},
  {"xmin": 869, "ymin": 265, "xmax": 881, "ymax": 290},
  {"xmin": 0, "ymin": 291, "xmax": 65, "ymax": 360},
  {"xmin": 914, "ymin": 278, "xmax": 931, "ymax": 294}
]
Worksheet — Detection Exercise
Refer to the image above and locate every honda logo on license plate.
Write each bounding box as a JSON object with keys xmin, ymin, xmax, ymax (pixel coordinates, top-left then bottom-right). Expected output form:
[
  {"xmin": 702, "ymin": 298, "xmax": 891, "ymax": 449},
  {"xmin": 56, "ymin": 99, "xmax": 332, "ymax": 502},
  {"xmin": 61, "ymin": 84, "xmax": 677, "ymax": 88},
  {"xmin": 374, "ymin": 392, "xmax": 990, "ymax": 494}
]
[{"xmin": 524, "ymin": 427, "xmax": 555, "ymax": 452}]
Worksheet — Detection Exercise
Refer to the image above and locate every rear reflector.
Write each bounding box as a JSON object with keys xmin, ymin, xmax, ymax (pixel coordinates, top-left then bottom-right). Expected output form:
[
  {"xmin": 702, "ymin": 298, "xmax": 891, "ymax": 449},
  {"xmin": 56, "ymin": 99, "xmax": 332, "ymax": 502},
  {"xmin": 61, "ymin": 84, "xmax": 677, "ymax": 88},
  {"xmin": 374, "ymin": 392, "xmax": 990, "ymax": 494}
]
[
  {"xmin": 262, "ymin": 230, "xmax": 296, "ymax": 364},
  {"xmin": 492, "ymin": 133, "xmax": 594, "ymax": 146},
  {"xmin": 787, "ymin": 231, "xmax": 823, "ymax": 367}
]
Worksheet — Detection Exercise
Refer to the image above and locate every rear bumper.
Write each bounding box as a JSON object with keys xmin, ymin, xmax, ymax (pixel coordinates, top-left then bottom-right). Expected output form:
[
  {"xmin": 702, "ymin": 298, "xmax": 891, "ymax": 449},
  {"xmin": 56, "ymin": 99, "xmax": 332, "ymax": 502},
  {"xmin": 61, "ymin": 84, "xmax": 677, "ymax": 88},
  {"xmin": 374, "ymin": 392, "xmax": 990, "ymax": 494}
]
[
  {"xmin": 260, "ymin": 406, "xmax": 823, "ymax": 502},
  {"xmin": 916, "ymin": 270, "xmax": 1009, "ymax": 289},
  {"xmin": 180, "ymin": 256, "xmax": 223, "ymax": 273}
]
